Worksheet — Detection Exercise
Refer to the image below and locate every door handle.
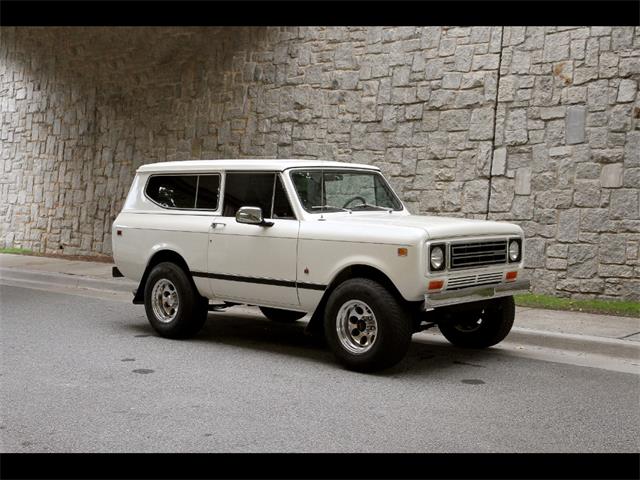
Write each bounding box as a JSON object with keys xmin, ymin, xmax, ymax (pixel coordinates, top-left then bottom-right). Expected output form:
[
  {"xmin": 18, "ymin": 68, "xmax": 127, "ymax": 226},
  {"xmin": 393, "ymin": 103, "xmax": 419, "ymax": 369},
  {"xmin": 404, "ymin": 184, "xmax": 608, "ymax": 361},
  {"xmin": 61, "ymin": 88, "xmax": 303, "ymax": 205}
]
[{"xmin": 211, "ymin": 222, "xmax": 226, "ymax": 228}]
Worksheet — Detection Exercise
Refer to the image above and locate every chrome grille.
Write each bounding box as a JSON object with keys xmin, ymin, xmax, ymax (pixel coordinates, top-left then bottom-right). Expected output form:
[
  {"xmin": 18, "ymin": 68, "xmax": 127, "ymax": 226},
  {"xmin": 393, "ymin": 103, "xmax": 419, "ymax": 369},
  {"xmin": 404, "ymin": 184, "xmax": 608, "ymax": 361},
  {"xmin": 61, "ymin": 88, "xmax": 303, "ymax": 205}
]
[
  {"xmin": 450, "ymin": 240, "xmax": 507, "ymax": 270},
  {"xmin": 446, "ymin": 272, "xmax": 504, "ymax": 290}
]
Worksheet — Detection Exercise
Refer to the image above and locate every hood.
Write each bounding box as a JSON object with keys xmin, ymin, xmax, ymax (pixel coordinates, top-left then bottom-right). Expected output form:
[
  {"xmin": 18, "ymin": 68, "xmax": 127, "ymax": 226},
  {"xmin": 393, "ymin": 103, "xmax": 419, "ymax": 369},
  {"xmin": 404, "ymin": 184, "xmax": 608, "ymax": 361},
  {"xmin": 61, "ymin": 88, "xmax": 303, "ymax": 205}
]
[{"xmin": 327, "ymin": 213, "xmax": 523, "ymax": 240}]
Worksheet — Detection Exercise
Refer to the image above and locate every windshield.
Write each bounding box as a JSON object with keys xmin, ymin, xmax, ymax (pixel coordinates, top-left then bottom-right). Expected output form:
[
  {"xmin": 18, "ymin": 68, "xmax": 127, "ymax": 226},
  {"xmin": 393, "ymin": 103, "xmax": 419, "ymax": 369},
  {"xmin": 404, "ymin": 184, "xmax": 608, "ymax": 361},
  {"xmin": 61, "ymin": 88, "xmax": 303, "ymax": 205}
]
[{"xmin": 290, "ymin": 169, "xmax": 403, "ymax": 213}]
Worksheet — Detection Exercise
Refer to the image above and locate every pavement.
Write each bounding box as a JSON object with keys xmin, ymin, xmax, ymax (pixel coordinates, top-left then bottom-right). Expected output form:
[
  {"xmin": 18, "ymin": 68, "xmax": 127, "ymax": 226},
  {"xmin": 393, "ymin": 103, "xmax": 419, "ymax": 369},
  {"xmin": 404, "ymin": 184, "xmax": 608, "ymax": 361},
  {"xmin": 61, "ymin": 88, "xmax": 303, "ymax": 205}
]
[
  {"xmin": 0, "ymin": 253, "xmax": 639, "ymax": 453},
  {"xmin": 1, "ymin": 283, "xmax": 640, "ymax": 453}
]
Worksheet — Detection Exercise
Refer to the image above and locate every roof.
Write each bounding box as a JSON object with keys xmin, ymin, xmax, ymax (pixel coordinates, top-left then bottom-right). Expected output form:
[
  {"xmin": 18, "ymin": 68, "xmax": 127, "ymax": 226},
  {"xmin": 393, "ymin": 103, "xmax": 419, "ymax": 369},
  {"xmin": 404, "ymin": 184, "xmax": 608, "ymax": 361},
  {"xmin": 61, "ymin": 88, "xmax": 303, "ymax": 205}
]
[{"xmin": 137, "ymin": 159, "xmax": 381, "ymax": 173}]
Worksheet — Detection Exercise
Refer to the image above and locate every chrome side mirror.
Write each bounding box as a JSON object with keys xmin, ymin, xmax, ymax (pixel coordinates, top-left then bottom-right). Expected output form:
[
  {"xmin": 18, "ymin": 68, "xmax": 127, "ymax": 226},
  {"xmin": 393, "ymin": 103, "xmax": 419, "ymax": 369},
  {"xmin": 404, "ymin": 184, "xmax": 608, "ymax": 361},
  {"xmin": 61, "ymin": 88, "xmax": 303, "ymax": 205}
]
[{"xmin": 236, "ymin": 206, "xmax": 273, "ymax": 227}]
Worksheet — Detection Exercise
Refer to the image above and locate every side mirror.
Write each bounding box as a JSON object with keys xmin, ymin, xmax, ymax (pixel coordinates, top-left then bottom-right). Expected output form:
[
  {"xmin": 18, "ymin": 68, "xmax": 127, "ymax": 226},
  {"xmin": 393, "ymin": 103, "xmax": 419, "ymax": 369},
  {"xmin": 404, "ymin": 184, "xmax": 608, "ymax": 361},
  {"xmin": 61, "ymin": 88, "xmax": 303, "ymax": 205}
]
[{"xmin": 236, "ymin": 206, "xmax": 274, "ymax": 227}]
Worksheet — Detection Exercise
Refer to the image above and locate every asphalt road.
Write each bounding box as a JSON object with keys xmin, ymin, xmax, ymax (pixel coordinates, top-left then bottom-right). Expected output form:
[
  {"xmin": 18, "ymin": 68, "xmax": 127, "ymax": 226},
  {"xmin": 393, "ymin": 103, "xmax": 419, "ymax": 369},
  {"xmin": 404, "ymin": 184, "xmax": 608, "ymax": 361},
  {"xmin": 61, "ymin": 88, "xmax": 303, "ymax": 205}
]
[{"xmin": 1, "ymin": 283, "xmax": 638, "ymax": 453}]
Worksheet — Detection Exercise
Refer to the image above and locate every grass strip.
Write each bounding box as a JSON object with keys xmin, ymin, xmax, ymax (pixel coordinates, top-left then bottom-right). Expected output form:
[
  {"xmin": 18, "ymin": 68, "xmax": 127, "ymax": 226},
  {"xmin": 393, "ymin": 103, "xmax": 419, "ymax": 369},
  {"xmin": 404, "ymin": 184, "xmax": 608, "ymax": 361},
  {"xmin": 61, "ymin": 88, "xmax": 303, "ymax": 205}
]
[
  {"xmin": 0, "ymin": 247, "xmax": 33, "ymax": 254},
  {"xmin": 515, "ymin": 293, "xmax": 640, "ymax": 318}
]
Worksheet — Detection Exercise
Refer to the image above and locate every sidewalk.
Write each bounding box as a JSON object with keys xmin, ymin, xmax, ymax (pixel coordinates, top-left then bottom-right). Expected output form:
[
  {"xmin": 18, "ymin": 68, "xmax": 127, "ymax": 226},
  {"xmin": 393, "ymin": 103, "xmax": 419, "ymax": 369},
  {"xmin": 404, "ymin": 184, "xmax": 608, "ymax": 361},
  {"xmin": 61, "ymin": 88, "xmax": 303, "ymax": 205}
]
[
  {"xmin": 0, "ymin": 253, "xmax": 136, "ymax": 293},
  {"xmin": 2, "ymin": 253, "xmax": 639, "ymax": 355}
]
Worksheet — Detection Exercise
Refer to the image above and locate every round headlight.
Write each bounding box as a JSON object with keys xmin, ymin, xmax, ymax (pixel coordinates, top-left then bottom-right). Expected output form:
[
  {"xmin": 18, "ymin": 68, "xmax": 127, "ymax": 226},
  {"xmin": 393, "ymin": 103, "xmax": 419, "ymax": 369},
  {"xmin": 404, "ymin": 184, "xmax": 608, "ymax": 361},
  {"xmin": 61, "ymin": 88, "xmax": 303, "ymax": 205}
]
[
  {"xmin": 430, "ymin": 246, "xmax": 444, "ymax": 270},
  {"xmin": 509, "ymin": 240, "xmax": 520, "ymax": 262}
]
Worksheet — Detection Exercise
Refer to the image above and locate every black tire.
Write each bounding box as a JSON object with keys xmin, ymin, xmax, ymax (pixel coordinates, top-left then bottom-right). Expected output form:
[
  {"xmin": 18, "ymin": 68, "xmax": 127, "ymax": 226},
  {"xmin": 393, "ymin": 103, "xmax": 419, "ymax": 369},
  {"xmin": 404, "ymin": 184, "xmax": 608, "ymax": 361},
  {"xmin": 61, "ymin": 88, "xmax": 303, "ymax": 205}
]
[
  {"xmin": 144, "ymin": 262, "xmax": 208, "ymax": 339},
  {"xmin": 323, "ymin": 278, "xmax": 412, "ymax": 373},
  {"xmin": 259, "ymin": 306, "xmax": 306, "ymax": 323},
  {"xmin": 438, "ymin": 296, "xmax": 515, "ymax": 348}
]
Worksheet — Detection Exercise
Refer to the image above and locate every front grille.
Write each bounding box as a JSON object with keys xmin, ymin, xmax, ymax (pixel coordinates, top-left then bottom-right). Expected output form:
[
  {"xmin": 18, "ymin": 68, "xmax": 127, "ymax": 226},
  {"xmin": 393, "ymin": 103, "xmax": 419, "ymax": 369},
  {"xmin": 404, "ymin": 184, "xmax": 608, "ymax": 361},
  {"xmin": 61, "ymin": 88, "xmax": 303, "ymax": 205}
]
[
  {"xmin": 450, "ymin": 240, "xmax": 507, "ymax": 270},
  {"xmin": 446, "ymin": 272, "xmax": 504, "ymax": 290}
]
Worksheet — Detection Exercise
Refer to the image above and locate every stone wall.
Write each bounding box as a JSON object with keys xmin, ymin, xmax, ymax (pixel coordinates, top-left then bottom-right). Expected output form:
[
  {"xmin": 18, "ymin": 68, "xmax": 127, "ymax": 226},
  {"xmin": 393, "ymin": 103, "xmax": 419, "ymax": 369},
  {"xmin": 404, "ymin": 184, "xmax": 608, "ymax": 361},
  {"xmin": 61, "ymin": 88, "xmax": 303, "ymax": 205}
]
[{"xmin": 1, "ymin": 27, "xmax": 638, "ymax": 299}]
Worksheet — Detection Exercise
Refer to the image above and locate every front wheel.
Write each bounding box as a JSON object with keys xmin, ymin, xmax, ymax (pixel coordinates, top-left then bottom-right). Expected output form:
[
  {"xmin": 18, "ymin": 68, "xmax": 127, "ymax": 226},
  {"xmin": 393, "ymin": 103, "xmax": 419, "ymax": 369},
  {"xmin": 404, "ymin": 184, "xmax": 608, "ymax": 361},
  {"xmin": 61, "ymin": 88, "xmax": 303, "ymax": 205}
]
[
  {"xmin": 144, "ymin": 262, "xmax": 208, "ymax": 339},
  {"xmin": 438, "ymin": 296, "xmax": 515, "ymax": 348},
  {"xmin": 259, "ymin": 307, "xmax": 306, "ymax": 323},
  {"xmin": 323, "ymin": 278, "xmax": 412, "ymax": 372}
]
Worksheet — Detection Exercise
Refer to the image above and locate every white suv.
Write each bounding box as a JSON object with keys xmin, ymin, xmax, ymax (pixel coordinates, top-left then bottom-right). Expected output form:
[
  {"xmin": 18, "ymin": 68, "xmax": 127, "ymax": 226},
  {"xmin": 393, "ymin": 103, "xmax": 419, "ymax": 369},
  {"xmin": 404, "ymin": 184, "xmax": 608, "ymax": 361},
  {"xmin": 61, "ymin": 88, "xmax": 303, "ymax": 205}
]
[{"xmin": 112, "ymin": 159, "xmax": 529, "ymax": 372}]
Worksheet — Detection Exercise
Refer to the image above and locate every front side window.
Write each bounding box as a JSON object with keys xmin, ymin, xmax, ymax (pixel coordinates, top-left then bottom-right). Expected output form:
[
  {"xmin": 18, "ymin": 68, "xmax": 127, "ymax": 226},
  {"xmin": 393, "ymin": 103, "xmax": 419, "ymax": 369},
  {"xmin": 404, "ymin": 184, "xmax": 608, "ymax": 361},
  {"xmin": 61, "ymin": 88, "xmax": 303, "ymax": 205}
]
[
  {"xmin": 222, "ymin": 173, "xmax": 274, "ymax": 217},
  {"xmin": 291, "ymin": 169, "xmax": 403, "ymax": 213},
  {"xmin": 222, "ymin": 172, "xmax": 296, "ymax": 219}
]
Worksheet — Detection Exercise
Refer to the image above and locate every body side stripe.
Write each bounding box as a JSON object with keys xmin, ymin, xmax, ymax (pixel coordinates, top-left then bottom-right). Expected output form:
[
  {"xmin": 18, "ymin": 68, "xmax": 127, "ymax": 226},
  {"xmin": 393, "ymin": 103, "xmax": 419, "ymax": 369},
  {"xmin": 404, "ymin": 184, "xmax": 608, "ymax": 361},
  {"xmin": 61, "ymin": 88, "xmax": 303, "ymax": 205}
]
[{"xmin": 191, "ymin": 271, "xmax": 326, "ymax": 291}]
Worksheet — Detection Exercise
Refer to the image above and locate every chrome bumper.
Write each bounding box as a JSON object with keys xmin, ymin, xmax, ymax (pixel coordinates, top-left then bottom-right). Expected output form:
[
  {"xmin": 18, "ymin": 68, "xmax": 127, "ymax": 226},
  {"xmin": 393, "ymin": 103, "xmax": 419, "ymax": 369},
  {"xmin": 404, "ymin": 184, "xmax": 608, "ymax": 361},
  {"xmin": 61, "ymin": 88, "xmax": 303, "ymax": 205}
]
[{"xmin": 423, "ymin": 279, "xmax": 531, "ymax": 309}]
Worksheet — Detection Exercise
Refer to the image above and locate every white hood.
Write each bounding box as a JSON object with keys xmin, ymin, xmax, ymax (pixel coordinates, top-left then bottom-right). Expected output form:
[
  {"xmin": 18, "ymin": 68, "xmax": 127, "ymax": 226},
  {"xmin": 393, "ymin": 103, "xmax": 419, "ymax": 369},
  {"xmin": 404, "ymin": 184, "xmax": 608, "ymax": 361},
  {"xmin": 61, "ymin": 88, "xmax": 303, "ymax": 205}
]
[{"xmin": 328, "ymin": 213, "xmax": 523, "ymax": 240}]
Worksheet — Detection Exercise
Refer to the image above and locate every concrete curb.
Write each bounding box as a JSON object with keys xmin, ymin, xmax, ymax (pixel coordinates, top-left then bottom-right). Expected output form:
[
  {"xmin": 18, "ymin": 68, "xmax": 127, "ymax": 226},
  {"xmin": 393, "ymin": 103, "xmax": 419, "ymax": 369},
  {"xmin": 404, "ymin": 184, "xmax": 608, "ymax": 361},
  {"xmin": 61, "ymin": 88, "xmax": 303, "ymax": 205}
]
[
  {"xmin": 0, "ymin": 267, "xmax": 136, "ymax": 294},
  {"xmin": 507, "ymin": 327, "xmax": 640, "ymax": 361}
]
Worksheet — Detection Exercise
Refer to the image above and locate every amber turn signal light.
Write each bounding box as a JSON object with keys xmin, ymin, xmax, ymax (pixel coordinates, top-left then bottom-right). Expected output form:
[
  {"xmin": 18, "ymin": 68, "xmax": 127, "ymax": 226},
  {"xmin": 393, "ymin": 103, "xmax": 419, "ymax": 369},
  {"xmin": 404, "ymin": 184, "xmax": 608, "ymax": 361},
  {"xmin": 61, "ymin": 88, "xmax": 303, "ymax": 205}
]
[
  {"xmin": 397, "ymin": 247, "xmax": 408, "ymax": 257},
  {"xmin": 428, "ymin": 280, "xmax": 444, "ymax": 291},
  {"xmin": 506, "ymin": 271, "xmax": 518, "ymax": 281}
]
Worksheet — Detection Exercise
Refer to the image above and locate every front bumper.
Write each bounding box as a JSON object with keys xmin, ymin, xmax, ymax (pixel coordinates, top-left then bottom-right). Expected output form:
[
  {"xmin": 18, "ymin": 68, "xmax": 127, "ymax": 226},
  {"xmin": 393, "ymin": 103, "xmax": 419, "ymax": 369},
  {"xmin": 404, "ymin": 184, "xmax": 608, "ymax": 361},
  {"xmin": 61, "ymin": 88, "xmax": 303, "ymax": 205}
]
[{"xmin": 423, "ymin": 279, "xmax": 531, "ymax": 309}]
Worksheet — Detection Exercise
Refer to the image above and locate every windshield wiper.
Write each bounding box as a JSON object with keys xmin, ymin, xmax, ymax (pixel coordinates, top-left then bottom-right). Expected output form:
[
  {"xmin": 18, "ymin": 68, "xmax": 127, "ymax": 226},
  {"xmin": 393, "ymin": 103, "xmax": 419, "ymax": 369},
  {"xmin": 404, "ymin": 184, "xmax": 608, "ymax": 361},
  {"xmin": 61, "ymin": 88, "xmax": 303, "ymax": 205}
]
[
  {"xmin": 311, "ymin": 205, "xmax": 351, "ymax": 213},
  {"xmin": 349, "ymin": 202, "xmax": 392, "ymax": 211}
]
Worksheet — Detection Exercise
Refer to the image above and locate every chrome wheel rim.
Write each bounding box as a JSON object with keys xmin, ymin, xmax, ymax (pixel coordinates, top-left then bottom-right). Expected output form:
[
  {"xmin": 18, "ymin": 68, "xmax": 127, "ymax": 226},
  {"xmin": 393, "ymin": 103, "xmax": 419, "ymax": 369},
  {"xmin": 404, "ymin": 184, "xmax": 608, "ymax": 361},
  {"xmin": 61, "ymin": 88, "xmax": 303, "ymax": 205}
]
[
  {"xmin": 151, "ymin": 279, "xmax": 179, "ymax": 323},
  {"xmin": 336, "ymin": 299, "xmax": 378, "ymax": 354}
]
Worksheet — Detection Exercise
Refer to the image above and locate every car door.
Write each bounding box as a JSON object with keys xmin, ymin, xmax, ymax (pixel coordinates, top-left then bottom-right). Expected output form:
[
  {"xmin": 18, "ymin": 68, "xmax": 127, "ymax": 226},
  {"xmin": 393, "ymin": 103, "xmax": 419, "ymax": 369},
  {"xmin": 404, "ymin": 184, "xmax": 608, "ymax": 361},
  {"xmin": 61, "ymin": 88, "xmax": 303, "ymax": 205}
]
[{"xmin": 207, "ymin": 172, "xmax": 300, "ymax": 307}]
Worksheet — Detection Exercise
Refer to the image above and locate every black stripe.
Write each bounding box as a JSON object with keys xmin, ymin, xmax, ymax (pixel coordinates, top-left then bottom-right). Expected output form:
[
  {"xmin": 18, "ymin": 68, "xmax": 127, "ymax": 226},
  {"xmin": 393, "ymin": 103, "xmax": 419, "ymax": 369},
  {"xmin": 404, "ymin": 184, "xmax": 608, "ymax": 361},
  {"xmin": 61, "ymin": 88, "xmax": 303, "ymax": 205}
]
[
  {"xmin": 296, "ymin": 282, "xmax": 326, "ymax": 291},
  {"xmin": 191, "ymin": 271, "xmax": 326, "ymax": 291}
]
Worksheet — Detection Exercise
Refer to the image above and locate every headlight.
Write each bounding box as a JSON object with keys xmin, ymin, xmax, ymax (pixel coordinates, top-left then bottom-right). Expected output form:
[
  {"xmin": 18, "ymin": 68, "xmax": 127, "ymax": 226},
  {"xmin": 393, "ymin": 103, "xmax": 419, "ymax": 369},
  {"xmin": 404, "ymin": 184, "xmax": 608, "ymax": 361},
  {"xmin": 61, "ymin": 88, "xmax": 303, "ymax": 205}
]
[
  {"xmin": 508, "ymin": 239, "xmax": 521, "ymax": 262},
  {"xmin": 430, "ymin": 245, "xmax": 445, "ymax": 271}
]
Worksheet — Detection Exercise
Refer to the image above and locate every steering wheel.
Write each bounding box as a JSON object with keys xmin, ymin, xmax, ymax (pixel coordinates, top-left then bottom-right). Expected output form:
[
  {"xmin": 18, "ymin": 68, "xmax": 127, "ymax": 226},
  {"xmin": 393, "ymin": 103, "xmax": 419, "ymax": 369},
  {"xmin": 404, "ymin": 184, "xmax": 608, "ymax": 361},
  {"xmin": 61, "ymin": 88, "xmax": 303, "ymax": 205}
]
[{"xmin": 343, "ymin": 196, "xmax": 367, "ymax": 208}]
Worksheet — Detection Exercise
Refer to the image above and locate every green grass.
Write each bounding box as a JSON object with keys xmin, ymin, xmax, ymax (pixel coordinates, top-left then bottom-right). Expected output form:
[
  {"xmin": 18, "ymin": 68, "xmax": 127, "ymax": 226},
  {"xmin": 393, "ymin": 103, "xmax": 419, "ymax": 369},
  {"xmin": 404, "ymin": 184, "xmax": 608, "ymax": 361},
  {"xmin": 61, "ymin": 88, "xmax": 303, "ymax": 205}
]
[
  {"xmin": 515, "ymin": 293, "xmax": 640, "ymax": 318},
  {"xmin": 0, "ymin": 247, "xmax": 33, "ymax": 255}
]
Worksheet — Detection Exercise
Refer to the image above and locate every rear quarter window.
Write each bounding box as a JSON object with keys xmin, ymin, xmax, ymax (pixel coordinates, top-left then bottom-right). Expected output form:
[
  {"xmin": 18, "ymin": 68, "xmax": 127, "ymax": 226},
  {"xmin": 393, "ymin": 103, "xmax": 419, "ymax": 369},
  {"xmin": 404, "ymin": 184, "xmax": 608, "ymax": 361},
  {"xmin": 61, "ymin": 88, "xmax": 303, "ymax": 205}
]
[
  {"xmin": 146, "ymin": 175, "xmax": 198, "ymax": 209},
  {"xmin": 145, "ymin": 174, "xmax": 221, "ymax": 210}
]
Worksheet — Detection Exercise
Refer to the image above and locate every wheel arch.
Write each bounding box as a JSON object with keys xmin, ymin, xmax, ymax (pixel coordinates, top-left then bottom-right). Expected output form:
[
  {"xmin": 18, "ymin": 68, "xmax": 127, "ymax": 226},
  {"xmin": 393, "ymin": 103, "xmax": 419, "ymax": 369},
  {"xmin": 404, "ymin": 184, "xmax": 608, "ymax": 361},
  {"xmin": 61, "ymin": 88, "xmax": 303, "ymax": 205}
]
[
  {"xmin": 305, "ymin": 263, "xmax": 411, "ymax": 334},
  {"xmin": 133, "ymin": 249, "xmax": 196, "ymax": 304}
]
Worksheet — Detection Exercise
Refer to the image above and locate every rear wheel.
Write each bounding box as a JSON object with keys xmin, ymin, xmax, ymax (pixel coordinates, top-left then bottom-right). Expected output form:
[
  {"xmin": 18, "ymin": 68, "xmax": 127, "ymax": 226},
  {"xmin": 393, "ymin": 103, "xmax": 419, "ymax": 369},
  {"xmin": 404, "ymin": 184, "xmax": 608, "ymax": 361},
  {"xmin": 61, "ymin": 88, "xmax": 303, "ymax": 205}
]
[
  {"xmin": 438, "ymin": 296, "xmax": 515, "ymax": 348},
  {"xmin": 259, "ymin": 306, "xmax": 306, "ymax": 323},
  {"xmin": 144, "ymin": 262, "xmax": 208, "ymax": 339},
  {"xmin": 323, "ymin": 278, "xmax": 412, "ymax": 372}
]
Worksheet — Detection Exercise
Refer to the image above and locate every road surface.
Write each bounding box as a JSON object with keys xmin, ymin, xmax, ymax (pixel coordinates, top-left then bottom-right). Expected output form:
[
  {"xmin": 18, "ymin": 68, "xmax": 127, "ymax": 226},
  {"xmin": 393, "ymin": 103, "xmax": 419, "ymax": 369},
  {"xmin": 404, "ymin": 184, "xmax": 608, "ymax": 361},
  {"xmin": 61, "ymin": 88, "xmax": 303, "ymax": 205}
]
[{"xmin": 0, "ymin": 283, "xmax": 638, "ymax": 452}]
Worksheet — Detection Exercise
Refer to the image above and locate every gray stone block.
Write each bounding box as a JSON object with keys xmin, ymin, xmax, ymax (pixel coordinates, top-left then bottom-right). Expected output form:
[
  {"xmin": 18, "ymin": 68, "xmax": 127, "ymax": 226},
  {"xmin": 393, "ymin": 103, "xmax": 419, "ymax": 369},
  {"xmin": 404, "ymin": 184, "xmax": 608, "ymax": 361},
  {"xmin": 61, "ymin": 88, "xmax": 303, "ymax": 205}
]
[
  {"xmin": 524, "ymin": 237, "xmax": 546, "ymax": 268},
  {"xmin": 600, "ymin": 163, "xmax": 624, "ymax": 188},
  {"xmin": 565, "ymin": 106, "xmax": 586, "ymax": 145},
  {"xmin": 491, "ymin": 148, "xmax": 506, "ymax": 175},
  {"xmin": 610, "ymin": 190, "xmax": 640, "ymax": 220},
  {"xmin": 557, "ymin": 209, "xmax": 580, "ymax": 242},
  {"xmin": 461, "ymin": 179, "xmax": 489, "ymax": 213},
  {"xmin": 440, "ymin": 109, "xmax": 470, "ymax": 131},
  {"xmin": 567, "ymin": 244, "xmax": 598, "ymax": 278},
  {"xmin": 547, "ymin": 243, "xmax": 568, "ymax": 258},
  {"xmin": 514, "ymin": 168, "xmax": 532, "ymax": 195},
  {"xmin": 469, "ymin": 107, "xmax": 494, "ymax": 140},
  {"xmin": 617, "ymin": 79, "xmax": 637, "ymax": 103},
  {"xmin": 598, "ymin": 234, "xmax": 627, "ymax": 264}
]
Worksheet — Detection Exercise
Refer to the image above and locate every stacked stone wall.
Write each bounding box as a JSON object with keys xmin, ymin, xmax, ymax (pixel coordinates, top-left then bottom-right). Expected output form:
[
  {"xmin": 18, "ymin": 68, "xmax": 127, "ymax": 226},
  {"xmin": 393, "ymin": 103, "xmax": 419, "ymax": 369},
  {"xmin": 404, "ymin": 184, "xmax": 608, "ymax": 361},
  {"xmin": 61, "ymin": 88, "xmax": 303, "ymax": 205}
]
[{"xmin": 1, "ymin": 27, "xmax": 638, "ymax": 299}]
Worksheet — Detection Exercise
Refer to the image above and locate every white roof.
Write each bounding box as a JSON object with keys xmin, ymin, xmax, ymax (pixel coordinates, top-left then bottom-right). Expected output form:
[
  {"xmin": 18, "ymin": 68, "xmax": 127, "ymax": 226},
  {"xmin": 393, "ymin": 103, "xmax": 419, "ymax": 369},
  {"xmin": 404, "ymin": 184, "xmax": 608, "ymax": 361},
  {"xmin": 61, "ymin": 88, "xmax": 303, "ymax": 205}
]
[{"xmin": 137, "ymin": 159, "xmax": 380, "ymax": 173}]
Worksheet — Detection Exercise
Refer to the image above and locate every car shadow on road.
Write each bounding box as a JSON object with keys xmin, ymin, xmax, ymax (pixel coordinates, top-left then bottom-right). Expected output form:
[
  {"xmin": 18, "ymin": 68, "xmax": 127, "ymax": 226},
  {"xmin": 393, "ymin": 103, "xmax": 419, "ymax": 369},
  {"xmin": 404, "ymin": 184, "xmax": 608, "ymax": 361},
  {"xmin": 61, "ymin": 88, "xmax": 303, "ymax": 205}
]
[{"xmin": 123, "ymin": 309, "xmax": 510, "ymax": 377}]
